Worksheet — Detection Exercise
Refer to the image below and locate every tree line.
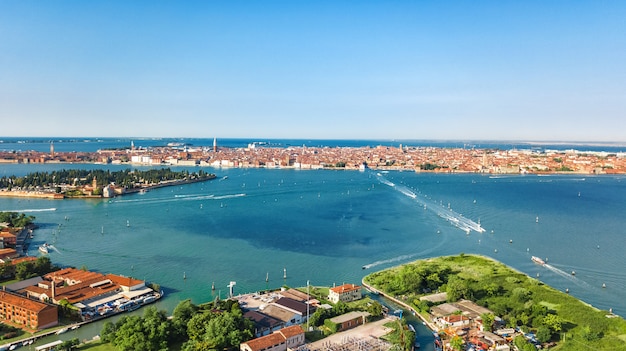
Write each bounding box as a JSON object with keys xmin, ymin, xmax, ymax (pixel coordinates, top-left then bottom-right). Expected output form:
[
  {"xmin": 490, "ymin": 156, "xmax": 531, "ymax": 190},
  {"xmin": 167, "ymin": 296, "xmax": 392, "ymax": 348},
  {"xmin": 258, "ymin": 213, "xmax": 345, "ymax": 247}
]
[
  {"xmin": 0, "ymin": 212, "xmax": 35, "ymax": 228},
  {"xmin": 0, "ymin": 256, "xmax": 56, "ymax": 280},
  {"xmin": 101, "ymin": 299, "xmax": 254, "ymax": 351},
  {"xmin": 0, "ymin": 168, "xmax": 215, "ymax": 190}
]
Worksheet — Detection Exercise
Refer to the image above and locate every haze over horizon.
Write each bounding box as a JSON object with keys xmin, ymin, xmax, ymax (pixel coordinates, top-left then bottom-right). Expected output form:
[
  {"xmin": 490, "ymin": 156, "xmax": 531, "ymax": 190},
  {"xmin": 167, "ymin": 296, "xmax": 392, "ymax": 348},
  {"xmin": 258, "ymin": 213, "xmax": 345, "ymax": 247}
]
[{"xmin": 1, "ymin": 1, "xmax": 625, "ymax": 142}]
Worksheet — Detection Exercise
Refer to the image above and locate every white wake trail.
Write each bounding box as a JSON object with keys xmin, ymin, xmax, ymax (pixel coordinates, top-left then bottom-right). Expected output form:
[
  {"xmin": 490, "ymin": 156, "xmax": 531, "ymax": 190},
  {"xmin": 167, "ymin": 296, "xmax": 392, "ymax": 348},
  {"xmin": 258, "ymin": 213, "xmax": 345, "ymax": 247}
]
[
  {"xmin": 5, "ymin": 208, "xmax": 57, "ymax": 212},
  {"xmin": 374, "ymin": 172, "xmax": 485, "ymax": 234}
]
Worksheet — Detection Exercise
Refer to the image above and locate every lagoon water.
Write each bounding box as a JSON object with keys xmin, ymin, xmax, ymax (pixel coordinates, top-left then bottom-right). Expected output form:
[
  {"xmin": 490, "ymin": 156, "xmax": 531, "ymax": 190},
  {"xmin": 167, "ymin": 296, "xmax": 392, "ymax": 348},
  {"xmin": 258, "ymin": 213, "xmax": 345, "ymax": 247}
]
[{"xmin": 1, "ymin": 140, "xmax": 625, "ymax": 346}]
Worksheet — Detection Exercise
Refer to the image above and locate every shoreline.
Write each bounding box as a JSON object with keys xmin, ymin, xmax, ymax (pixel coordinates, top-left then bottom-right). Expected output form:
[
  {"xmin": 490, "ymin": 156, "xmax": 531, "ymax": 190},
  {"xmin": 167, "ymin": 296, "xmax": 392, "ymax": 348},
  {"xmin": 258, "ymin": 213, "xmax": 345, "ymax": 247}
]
[
  {"xmin": 0, "ymin": 158, "xmax": 612, "ymax": 174},
  {"xmin": 0, "ymin": 175, "xmax": 216, "ymax": 200}
]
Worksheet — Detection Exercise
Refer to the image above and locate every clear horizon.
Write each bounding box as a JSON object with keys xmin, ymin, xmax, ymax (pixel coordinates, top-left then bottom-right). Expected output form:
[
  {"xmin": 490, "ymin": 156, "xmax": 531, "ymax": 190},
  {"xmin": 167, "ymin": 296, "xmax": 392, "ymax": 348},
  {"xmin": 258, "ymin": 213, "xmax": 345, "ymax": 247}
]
[
  {"xmin": 1, "ymin": 1, "xmax": 625, "ymax": 142},
  {"xmin": 3, "ymin": 136, "xmax": 626, "ymax": 147}
]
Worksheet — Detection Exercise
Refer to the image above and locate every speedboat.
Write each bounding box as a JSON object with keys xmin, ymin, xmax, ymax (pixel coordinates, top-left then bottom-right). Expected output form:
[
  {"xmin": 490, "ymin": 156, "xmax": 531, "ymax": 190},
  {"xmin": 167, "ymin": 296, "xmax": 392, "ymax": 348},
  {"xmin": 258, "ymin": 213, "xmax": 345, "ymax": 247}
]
[
  {"xmin": 531, "ymin": 256, "xmax": 545, "ymax": 265},
  {"xmin": 38, "ymin": 244, "xmax": 49, "ymax": 254}
]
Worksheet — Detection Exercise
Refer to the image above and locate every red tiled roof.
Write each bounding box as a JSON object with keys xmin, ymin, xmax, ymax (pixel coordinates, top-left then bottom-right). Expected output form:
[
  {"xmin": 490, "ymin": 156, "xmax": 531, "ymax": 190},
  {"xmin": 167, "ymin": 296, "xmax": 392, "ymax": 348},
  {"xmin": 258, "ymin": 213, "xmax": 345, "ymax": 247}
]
[
  {"xmin": 9, "ymin": 256, "xmax": 38, "ymax": 265},
  {"xmin": 278, "ymin": 325, "xmax": 304, "ymax": 338},
  {"xmin": 243, "ymin": 332, "xmax": 285, "ymax": 351},
  {"xmin": 0, "ymin": 291, "xmax": 50, "ymax": 313},
  {"xmin": 105, "ymin": 274, "xmax": 144, "ymax": 287},
  {"xmin": 329, "ymin": 283, "xmax": 360, "ymax": 294}
]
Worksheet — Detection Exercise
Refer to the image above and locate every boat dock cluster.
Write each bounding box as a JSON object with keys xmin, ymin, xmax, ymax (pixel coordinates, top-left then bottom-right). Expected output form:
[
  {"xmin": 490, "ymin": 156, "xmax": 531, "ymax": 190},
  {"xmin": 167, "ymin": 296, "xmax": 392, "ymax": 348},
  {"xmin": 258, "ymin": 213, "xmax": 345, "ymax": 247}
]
[{"xmin": 83, "ymin": 289, "xmax": 161, "ymax": 320}]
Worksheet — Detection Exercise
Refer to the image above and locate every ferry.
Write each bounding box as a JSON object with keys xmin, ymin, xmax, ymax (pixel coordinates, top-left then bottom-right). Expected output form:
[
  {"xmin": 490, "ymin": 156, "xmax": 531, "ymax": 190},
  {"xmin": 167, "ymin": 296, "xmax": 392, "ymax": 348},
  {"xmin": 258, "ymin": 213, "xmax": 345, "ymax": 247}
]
[{"xmin": 531, "ymin": 256, "xmax": 545, "ymax": 265}]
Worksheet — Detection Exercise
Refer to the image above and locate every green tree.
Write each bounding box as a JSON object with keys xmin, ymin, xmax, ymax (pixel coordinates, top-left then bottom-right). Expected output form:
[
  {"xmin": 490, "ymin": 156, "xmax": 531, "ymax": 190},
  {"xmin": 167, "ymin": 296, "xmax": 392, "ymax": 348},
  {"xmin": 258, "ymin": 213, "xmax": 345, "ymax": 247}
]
[
  {"xmin": 332, "ymin": 301, "xmax": 349, "ymax": 315},
  {"xmin": 15, "ymin": 261, "xmax": 35, "ymax": 280},
  {"xmin": 446, "ymin": 276, "xmax": 470, "ymax": 301},
  {"xmin": 512, "ymin": 287, "xmax": 531, "ymax": 302},
  {"xmin": 34, "ymin": 256, "xmax": 53, "ymax": 275},
  {"xmin": 105, "ymin": 307, "xmax": 171, "ymax": 351},
  {"xmin": 172, "ymin": 299, "xmax": 198, "ymax": 340},
  {"xmin": 536, "ymin": 325, "xmax": 552, "ymax": 343},
  {"xmin": 480, "ymin": 313, "xmax": 495, "ymax": 332},
  {"xmin": 449, "ymin": 335, "xmax": 464, "ymax": 351},
  {"xmin": 367, "ymin": 301, "xmax": 383, "ymax": 317},
  {"xmin": 141, "ymin": 307, "xmax": 171, "ymax": 350},
  {"xmin": 309, "ymin": 308, "xmax": 330, "ymax": 327},
  {"xmin": 580, "ymin": 325, "xmax": 602, "ymax": 341},
  {"xmin": 59, "ymin": 338, "xmax": 79, "ymax": 350},
  {"xmin": 543, "ymin": 313, "xmax": 562, "ymax": 333},
  {"xmin": 186, "ymin": 312, "xmax": 213, "ymax": 341},
  {"xmin": 183, "ymin": 307, "xmax": 253, "ymax": 351},
  {"xmin": 101, "ymin": 321, "xmax": 117, "ymax": 343},
  {"xmin": 0, "ymin": 261, "xmax": 15, "ymax": 278},
  {"xmin": 324, "ymin": 319, "xmax": 339, "ymax": 334},
  {"xmin": 112, "ymin": 315, "xmax": 148, "ymax": 351}
]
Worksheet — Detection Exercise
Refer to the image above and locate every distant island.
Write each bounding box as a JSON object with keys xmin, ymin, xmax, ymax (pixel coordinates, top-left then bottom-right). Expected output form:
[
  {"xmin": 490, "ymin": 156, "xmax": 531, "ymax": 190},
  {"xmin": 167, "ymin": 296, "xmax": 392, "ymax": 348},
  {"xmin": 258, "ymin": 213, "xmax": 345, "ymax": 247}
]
[
  {"xmin": 363, "ymin": 254, "xmax": 626, "ymax": 351},
  {"xmin": 1, "ymin": 142, "xmax": 626, "ymax": 173},
  {"xmin": 0, "ymin": 168, "xmax": 216, "ymax": 199}
]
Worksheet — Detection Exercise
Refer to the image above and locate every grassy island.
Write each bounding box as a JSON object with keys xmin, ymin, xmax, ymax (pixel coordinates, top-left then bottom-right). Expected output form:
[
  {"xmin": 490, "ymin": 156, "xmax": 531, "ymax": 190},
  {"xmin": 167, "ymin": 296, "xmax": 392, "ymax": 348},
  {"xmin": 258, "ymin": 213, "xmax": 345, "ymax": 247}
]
[{"xmin": 363, "ymin": 254, "xmax": 626, "ymax": 351}]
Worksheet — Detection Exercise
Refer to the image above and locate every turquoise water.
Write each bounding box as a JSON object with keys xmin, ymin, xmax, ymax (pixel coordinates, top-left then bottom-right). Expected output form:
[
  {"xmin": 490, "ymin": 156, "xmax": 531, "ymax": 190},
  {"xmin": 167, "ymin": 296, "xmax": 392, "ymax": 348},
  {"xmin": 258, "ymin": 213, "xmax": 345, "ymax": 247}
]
[{"xmin": 1, "ymin": 167, "xmax": 625, "ymax": 345}]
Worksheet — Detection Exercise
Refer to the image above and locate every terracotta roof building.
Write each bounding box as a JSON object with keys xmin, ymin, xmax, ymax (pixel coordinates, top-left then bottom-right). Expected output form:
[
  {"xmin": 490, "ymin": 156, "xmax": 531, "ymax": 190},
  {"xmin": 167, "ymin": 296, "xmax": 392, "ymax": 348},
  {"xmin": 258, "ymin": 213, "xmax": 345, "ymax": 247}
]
[
  {"xmin": 0, "ymin": 290, "xmax": 58, "ymax": 331},
  {"xmin": 328, "ymin": 283, "xmax": 362, "ymax": 303},
  {"xmin": 240, "ymin": 325, "xmax": 305, "ymax": 351}
]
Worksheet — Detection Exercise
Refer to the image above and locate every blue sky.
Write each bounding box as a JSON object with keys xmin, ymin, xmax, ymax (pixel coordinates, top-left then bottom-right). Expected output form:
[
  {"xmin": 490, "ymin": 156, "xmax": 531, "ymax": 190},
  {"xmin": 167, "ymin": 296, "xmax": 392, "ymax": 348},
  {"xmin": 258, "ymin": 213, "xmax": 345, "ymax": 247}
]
[{"xmin": 1, "ymin": 1, "xmax": 625, "ymax": 141}]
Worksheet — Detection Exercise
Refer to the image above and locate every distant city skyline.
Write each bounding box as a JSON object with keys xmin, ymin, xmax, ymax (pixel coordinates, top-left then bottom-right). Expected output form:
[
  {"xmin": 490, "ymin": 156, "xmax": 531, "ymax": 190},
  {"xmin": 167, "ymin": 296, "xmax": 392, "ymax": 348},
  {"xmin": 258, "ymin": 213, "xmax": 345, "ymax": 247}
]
[{"xmin": 1, "ymin": 1, "xmax": 625, "ymax": 141}]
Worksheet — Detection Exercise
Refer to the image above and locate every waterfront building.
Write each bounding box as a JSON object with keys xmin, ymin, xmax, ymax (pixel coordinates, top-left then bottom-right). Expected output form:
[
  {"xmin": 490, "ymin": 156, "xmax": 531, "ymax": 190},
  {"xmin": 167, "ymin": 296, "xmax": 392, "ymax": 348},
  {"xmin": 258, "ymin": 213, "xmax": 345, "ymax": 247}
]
[
  {"xmin": 328, "ymin": 283, "xmax": 362, "ymax": 303},
  {"xmin": 0, "ymin": 290, "xmax": 58, "ymax": 331},
  {"xmin": 239, "ymin": 325, "xmax": 304, "ymax": 351}
]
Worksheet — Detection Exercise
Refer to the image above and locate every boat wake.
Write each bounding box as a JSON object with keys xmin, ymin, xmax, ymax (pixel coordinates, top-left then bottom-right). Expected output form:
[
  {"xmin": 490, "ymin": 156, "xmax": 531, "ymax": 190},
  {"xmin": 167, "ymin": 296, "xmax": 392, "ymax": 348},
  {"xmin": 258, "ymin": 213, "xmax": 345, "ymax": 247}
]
[
  {"xmin": 47, "ymin": 245, "xmax": 62, "ymax": 254},
  {"xmin": 112, "ymin": 193, "xmax": 245, "ymax": 205},
  {"xmin": 374, "ymin": 172, "xmax": 485, "ymax": 234},
  {"xmin": 362, "ymin": 253, "xmax": 419, "ymax": 270},
  {"xmin": 362, "ymin": 231, "xmax": 449, "ymax": 270},
  {"xmin": 212, "ymin": 193, "xmax": 246, "ymax": 200},
  {"xmin": 7, "ymin": 208, "xmax": 57, "ymax": 212},
  {"xmin": 543, "ymin": 264, "xmax": 592, "ymax": 289}
]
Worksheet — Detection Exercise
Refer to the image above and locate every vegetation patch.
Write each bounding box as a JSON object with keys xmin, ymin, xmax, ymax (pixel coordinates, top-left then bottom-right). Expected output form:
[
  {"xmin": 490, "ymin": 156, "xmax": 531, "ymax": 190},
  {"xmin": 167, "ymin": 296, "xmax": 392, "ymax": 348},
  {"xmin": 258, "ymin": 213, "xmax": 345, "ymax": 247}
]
[
  {"xmin": 539, "ymin": 301, "xmax": 559, "ymax": 310},
  {"xmin": 381, "ymin": 320, "xmax": 415, "ymax": 351},
  {"xmin": 364, "ymin": 254, "xmax": 626, "ymax": 351}
]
